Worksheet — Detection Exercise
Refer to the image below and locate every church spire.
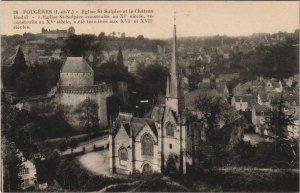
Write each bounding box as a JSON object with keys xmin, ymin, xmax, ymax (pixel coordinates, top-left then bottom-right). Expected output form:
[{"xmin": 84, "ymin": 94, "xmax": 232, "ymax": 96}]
[
  {"xmin": 165, "ymin": 12, "xmax": 184, "ymax": 114},
  {"xmin": 171, "ymin": 13, "xmax": 178, "ymax": 79},
  {"xmin": 168, "ymin": 12, "xmax": 180, "ymax": 98}
]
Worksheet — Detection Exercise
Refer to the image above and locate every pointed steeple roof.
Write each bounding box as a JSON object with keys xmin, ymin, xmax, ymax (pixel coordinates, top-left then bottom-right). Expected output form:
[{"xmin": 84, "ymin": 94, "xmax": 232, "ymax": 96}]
[
  {"xmin": 171, "ymin": 22, "xmax": 178, "ymax": 78},
  {"xmin": 167, "ymin": 16, "xmax": 181, "ymax": 98}
]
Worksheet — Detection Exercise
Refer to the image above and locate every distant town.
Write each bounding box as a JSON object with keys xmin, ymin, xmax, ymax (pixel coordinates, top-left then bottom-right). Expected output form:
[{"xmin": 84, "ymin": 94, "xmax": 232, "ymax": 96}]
[{"xmin": 1, "ymin": 25, "xmax": 299, "ymax": 192}]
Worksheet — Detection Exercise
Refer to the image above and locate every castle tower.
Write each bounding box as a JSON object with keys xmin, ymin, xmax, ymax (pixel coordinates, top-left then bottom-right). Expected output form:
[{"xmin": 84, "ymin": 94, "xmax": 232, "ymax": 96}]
[
  {"xmin": 58, "ymin": 57, "xmax": 113, "ymax": 129},
  {"xmin": 165, "ymin": 20, "xmax": 184, "ymax": 114}
]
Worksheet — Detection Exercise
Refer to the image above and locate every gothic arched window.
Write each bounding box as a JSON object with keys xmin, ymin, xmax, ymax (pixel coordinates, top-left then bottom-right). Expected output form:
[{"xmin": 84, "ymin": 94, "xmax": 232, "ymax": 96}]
[
  {"xmin": 118, "ymin": 147, "xmax": 128, "ymax": 161},
  {"xmin": 166, "ymin": 122, "xmax": 175, "ymax": 136},
  {"xmin": 141, "ymin": 134, "xmax": 154, "ymax": 156}
]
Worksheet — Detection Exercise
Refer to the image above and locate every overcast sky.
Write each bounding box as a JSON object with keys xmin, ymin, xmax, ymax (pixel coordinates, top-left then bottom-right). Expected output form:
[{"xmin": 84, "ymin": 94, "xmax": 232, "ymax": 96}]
[{"xmin": 1, "ymin": 1, "xmax": 299, "ymax": 39}]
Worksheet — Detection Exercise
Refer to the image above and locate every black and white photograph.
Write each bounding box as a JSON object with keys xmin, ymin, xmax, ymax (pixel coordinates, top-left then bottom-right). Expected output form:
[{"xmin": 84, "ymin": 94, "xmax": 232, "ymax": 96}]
[{"xmin": 0, "ymin": 1, "xmax": 299, "ymax": 192}]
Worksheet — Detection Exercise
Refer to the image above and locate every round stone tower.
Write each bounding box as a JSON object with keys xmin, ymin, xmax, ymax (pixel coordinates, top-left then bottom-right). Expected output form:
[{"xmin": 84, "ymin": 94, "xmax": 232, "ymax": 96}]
[
  {"xmin": 57, "ymin": 57, "xmax": 113, "ymax": 129},
  {"xmin": 60, "ymin": 57, "xmax": 94, "ymax": 86}
]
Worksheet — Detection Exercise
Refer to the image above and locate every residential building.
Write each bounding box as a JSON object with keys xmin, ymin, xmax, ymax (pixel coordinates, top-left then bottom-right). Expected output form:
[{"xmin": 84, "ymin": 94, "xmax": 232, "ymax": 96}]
[
  {"xmin": 286, "ymin": 111, "xmax": 299, "ymax": 140},
  {"xmin": 251, "ymin": 104, "xmax": 272, "ymax": 135},
  {"xmin": 18, "ymin": 159, "xmax": 37, "ymax": 190},
  {"xmin": 231, "ymin": 95, "xmax": 256, "ymax": 111}
]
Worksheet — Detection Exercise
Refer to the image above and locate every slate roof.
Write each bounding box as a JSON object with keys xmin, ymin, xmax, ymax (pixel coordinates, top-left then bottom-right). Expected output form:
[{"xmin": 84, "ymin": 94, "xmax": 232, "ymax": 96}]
[
  {"xmin": 269, "ymin": 79, "xmax": 281, "ymax": 88},
  {"xmin": 258, "ymin": 91, "xmax": 270, "ymax": 102},
  {"xmin": 122, "ymin": 123, "xmax": 131, "ymax": 136},
  {"xmin": 131, "ymin": 117, "xmax": 157, "ymax": 137},
  {"xmin": 115, "ymin": 116, "xmax": 158, "ymax": 138},
  {"xmin": 253, "ymin": 104, "xmax": 271, "ymax": 116},
  {"xmin": 234, "ymin": 95, "xmax": 256, "ymax": 106},
  {"xmin": 151, "ymin": 106, "xmax": 165, "ymax": 123},
  {"xmin": 61, "ymin": 57, "xmax": 93, "ymax": 73}
]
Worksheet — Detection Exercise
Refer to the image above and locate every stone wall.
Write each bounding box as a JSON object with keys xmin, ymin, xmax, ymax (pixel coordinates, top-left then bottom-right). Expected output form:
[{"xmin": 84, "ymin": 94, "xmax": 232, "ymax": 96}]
[
  {"xmin": 58, "ymin": 89, "xmax": 112, "ymax": 128},
  {"xmin": 16, "ymin": 97, "xmax": 57, "ymax": 116},
  {"xmin": 60, "ymin": 72, "xmax": 94, "ymax": 86},
  {"xmin": 134, "ymin": 124, "xmax": 161, "ymax": 173},
  {"xmin": 113, "ymin": 126, "xmax": 131, "ymax": 174}
]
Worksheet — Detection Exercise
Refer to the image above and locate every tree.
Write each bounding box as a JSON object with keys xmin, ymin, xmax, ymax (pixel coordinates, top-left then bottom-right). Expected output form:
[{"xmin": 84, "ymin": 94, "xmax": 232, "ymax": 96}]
[
  {"xmin": 15, "ymin": 122, "xmax": 43, "ymax": 157},
  {"xmin": 117, "ymin": 46, "xmax": 124, "ymax": 66},
  {"xmin": 136, "ymin": 63, "xmax": 168, "ymax": 105},
  {"xmin": 94, "ymin": 60, "xmax": 133, "ymax": 83},
  {"xmin": 193, "ymin": 95, "xmax": 242, "ymax": 167},
  {"xmin": 98, "ymin": 32, "xmax": 105, "ymax": 40},
  {"xmin": 194, "ymin": 96, "xmax": 227, "ymax": 143},
  {"xmin": 56, "ymin": 141, "xmax": 68, "ymax": 152},
  {"xmin": 2, "ymin": 137, "xmax": 22, "ymax": 192},
  {"xmin": 77, "ymin": 171, "xmax": 90, "ymax": 190},
  {"xmin": 15, "ymin": 72, "xmax": 31, "ymax": 96},
  {"xmin": 68, "ymin": 138, "xmax": 79, "ymax": 150},
  {"xmin": 65, "ymin": 34, "xmax": 97, "ymax": 57},
  {"xmin": 266, "ymin": 94, "xmax": 296, "ymax": 164},
  {"xmin": 267, "ymin": 94, "xmax": 294, "ymax": 139},
  {"xmin": 11, "ymin": 45, "xmax": 27, "ymax": 86},
  {"xmin": 67, "ymin": 26, "xmax": 75, "ymax": 36},
  {"xmin": 1, "ymin": 96, "xmax": 34, "ymax": 139},
  {"xmin": 56, "ymin": 159, "xmax": 70, "ymax": 187},
  {"xmin": 137, "ymin": 35, "xmax": 145, "ymax": 41},
  {"xmin": 77, "ymin": 99, "xmax": 99, "ymax": 132}
]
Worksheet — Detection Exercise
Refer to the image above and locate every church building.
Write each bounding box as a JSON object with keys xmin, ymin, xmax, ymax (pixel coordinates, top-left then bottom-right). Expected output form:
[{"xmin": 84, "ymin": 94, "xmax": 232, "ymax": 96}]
[{"xmin": 109, "ymin": 24, "xmax": 194, "ymax": 175}]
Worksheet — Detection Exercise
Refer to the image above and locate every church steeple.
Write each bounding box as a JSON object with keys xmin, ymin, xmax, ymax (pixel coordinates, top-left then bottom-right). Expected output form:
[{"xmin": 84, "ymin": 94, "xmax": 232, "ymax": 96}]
[
  {"xmin": 171, "ymin": 19, "xmax": 178, "ymax": 79},
  {"xmin": 167, "ymin": 15, "xmax": 181, "ymax": 99},
  {"xmin": 165, "ymin": 14, "xmax": 184, "ymax": 114}
]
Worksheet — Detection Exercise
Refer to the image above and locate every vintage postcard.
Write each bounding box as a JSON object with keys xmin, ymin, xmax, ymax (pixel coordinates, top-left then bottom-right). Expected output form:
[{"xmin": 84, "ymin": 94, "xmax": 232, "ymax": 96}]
[{"xmin": 1, "ymin": 1, "xmax": 299, "ymax": 192}]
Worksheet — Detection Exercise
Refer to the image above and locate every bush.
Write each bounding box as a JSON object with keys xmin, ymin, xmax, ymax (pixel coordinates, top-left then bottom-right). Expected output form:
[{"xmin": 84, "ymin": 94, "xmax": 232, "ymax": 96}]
[
  {"xmin": 197, "ymin": 169, "xmax": 299, "ymax": 192},
  {"xmin": 68, "ymin": 138, "xmax": 79, "ymax": 149},
  {"xmin": 55, "ymin": 158, "xmax": 129, "ymax": 191},
  {"xmin": 56, "ymin": 141, "xmax": 68, "ymax": 152}
]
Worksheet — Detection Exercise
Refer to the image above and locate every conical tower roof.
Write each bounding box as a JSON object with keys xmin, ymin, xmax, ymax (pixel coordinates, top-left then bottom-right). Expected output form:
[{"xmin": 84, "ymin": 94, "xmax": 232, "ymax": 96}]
[{"xmin": 61, "ymin": 57, "xmax": 93, "ymax": 73}]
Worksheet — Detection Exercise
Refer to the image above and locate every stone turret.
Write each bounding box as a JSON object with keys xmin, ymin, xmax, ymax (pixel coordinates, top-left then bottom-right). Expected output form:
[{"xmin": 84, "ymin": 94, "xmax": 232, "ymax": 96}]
[{"xmin": 58, "ymin": 57, "xmax": 113, "ymax": 128}]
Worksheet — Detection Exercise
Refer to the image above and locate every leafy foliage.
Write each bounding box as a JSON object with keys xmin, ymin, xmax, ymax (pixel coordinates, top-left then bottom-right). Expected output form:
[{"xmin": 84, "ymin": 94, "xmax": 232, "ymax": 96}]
[
  {"xmin": 94, "ymin": 60, "xmax": 133, "ymax": 83},
  {"xmin": 117, "ymin": 46, "xmax": 124, "ymax": 66},
  {"xmin": 136, "ymin": 63, "xmax": 169, "ymax": 102},
  {"xmin": 64, "ymin": 34, "xmax": 98, "ymax": 57},
  {"xmin": 2, "ymin": 137, "xmax": 22, "ymax": 192},
  {"xmin": 77, "ymin": 99, "xmax": 99, "ymax": 131},
  {"xmin": 11, "ymin": 46, "xmax": 27, "ymax": 82},
  {"xmin": 265, "ymin": 94, "xmax": 297, "ymax": 165},
  {"xmin": 267, "ymin": 95, "xmax": 294, "ymax": 139},
  {"xmin": 55, "ymin": 158, "xmax": 129, "ymax": 191},
  {"xmin": 194, "ymin": 95, "xmax": 240, "ymax": 144}
]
